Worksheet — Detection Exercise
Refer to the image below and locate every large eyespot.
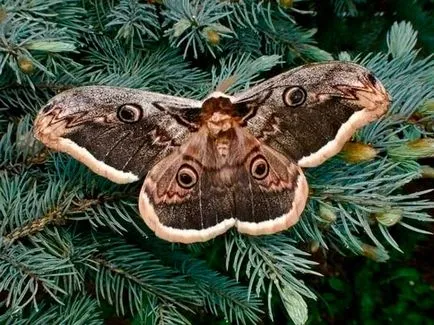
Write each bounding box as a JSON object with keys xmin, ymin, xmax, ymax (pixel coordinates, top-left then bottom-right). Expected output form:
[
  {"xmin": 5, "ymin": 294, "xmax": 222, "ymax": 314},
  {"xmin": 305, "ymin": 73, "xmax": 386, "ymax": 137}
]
[
  {"xmin": 176, "ymin": 164, "xmax": 198, "ymax": 189},
  {"xmin": 250, "ymin": 155, "xmax": 269, "ymax": 180},
  {"xmin": 282, "ymin": 86, "xmax": 306, "ymax": 107},
  {"xmin": 117, "ymin": 104, "xmax": 143, "ymax": 123}
]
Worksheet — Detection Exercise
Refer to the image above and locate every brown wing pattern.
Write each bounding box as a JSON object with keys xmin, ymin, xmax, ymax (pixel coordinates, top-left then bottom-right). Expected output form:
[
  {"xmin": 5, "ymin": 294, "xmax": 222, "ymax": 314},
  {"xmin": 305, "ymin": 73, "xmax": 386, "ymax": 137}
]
[
  {"xmin": 139, "ymin": 127, "xmax": 308, "ymax": 243},
  {"xmin": 34, "ymin": 86, "xmax": 202, "ymax": 183},
  {"xmin": 233, "ymin": 62, "xmax": 390, "ymax": 167},
  {"xmin": 34, "ymin": 62, "xmax": 389, "ymax": 243}
]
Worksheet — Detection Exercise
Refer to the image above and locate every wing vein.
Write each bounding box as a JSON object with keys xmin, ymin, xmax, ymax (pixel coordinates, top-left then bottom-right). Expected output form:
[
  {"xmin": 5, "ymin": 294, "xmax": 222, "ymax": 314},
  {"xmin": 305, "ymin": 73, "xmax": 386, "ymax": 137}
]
[{"xmin": 103, "ymin": 131, "xmax": 132, "ymax": 159}]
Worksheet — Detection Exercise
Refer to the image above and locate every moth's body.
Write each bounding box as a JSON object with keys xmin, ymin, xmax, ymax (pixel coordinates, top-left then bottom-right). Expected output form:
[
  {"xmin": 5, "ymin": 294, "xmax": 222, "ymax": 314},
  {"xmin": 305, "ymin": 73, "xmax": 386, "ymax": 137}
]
[
  {"xmin": 199, "ymin": 95, "xmax": 239, "ymax": 162},
  {"xmin": 141, "ymin": 95, "xmax": 307, "ymax": 242},
  {"xmin": 34, "ymin": 61, "xmax": 390, "ymax": 243}
]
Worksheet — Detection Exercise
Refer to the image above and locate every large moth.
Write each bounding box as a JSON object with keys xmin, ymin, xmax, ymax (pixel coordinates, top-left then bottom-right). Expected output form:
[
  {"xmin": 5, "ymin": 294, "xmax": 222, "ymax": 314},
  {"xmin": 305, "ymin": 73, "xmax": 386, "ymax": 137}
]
[{"xmin": 34, "ymin": 62, "xmax": 390, "ymax": 243}]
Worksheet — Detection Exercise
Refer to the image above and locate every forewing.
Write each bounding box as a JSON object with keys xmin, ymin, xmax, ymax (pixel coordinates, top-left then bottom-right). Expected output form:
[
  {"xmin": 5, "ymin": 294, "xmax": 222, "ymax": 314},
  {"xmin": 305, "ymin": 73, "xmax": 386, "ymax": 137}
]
[
  {"xmin": 34, "ymin": 86, "xmax": 202, "ymax": 183},
  {"xmin": 233, "ymin": 61, "xmax": 390, "ymax": 167}
]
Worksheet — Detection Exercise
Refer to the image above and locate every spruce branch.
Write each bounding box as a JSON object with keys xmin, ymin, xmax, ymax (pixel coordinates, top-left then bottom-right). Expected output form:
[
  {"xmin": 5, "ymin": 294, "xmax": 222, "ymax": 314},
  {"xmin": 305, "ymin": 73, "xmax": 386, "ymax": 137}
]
[
  {"xmin": 260, "ymin": 18, "xmax": 332, "ymax": 63},
  {"xmin": 147, "ymin": 241, "xmax": 263, "ymax": 325},
  {"xmin": 0, "ymin": 242, "xmax": 74, "ymax": 310},
  {"xmin": 331, "ymin": 0, "xmax": 358, "ymax": 17},
  {"xmin": 0, "ymin": 1, "xmax": 84, "ymax": 88},
  {"xmin": 162, "ymin": 0, "xmax": 235, "ymax": 58},
  {"xmin": 304, "ymin": 157, "xmax": 434, "ymax": 253},
  {"xmin": 3, "ymin": 207, "xmax": 65, "ymax": 245},
  {"xmin": 225, "ymin": 233, "xmax": 318, "ymax": 323},
  {"xmin": 90, "ymin": 234, "xmax": 200, "ymax": 317},
  {"xmin": 135, "ymin": 299, "xmax": 192, "ymax": 325},
  {"xmin": 224, "ymin": 27, "xmax": 262, "ymax": 57},
  {"xmin": 0, "ymin": 14, "xmax": 77, "ymax": 87},
  {"xmin": 44, "ymin": 154, "xmax": 148, "ymax": 237},
  {"xmin": 0, "ymin": 87, "xmax": 52, "ymax": 115},
  {"xmin": 211, "ymin": 53, "xmax": 281, "ymax": 94},
  {"xmin": 0, "ymin": 137, "xmax": 145, "ymax": 243},
  {"xmin": 48, "ymin": 294, "xmax": 102, "ymax": 325},
  {"xmin": 106, "ymin": 0, "xmax": 160, "ymax": 45},
  {"xmin": 2, "ymin": 0, "xmax": 87, "ymax": 37},
  {"xmin": 29, "ymin": 228, "xmax": 99, "ymax": 295},
  {"xmin": 0, "ymin": 116, "xmax": 45, "ymax": 173},
  {"xmin": 387, "ymin": 21, "xmax": 418, "ymax": 59},
  {"xmin": 84, "ymin": 0, "xmax": 116, "ymax": 30},
  {"xmin": 81, "ymin": 35, "xmax": 209, "ymax": 96},
  {"xmin": 0, "ymin": 294, "xmax": 102, "ymax": 325},
  {"xmin": 0, "ymin": 172, "xmax": 74, "ymax": 240},
  {"xmin": 186, "ymin": 260, "xmax": 262, "ymax": 324},
  {"xmin": 226, "ymin": 0, "xmax": 332, "ymax": 63}
]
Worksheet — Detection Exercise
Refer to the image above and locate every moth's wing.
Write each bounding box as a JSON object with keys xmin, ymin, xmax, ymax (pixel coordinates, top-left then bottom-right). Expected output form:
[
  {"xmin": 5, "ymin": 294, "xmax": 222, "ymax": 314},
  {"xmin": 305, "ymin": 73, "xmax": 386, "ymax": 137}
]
[
  {"xmin": 233, "ymin": 61, "xmax": 390, "ymax": 167},
  {"xmin": 139, "ymin": 128, "xmax": 308, "ymax": 244},
  {"xmin": 34, "ymin": 86, "xmax": 202, "ymax": 183},
  {"xmin": 139, "ymin": 130, "xmax": 233, "ymax": 243},
  {"xmin": 233, "ymin": 143, "xmax": 308, "ymax": 236}
]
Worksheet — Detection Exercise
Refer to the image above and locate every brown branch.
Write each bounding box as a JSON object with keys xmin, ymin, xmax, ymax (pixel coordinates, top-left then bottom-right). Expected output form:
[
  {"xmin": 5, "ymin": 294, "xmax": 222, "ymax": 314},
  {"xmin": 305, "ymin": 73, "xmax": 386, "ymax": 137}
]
[
  {"xmin": 3, "ymin": 194, "xmax": 136, "ymax": 244},
  {"xmin": 4, "ymin": 208, "xmax": 66, "ymax": 244}
]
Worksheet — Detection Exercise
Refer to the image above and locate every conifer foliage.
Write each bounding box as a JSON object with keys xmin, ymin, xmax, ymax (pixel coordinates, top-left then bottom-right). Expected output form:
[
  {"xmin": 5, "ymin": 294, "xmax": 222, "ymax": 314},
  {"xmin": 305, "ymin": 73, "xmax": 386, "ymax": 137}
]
[{"xmin": 0, "ymin": 1, "xmax": 433, "ymax": 324}]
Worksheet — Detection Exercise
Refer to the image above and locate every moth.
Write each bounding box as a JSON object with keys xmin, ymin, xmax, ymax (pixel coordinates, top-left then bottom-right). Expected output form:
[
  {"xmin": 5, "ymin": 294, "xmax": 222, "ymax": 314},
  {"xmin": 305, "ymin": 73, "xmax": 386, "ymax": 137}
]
[{"xmin": 34, "ymin": 62, "xmax": 390, "ymax": 243}]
